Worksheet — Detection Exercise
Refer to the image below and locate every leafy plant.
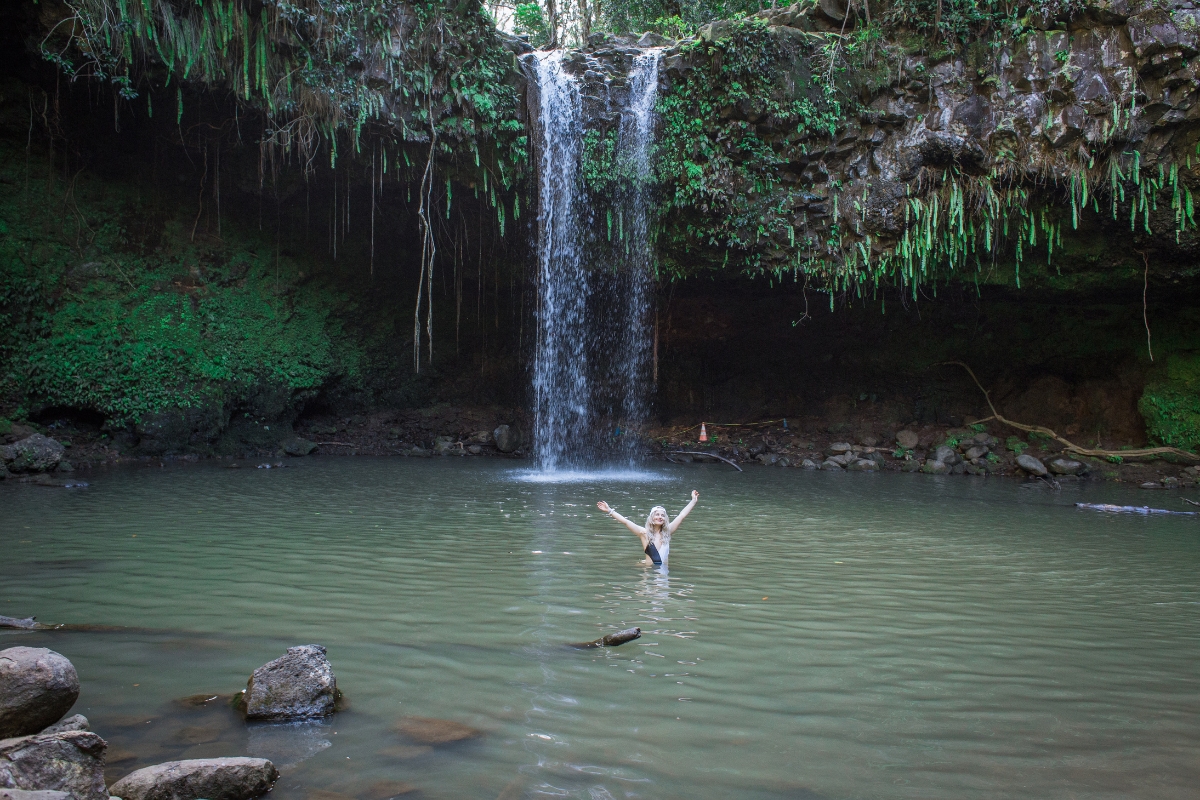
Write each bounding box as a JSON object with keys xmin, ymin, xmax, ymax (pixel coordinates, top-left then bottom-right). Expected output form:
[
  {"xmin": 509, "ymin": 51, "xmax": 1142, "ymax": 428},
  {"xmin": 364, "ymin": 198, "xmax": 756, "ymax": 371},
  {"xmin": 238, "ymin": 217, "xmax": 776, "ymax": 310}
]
[
  {"xmin": 1006, "ymin": 436, "xmax": 1028, "ymax": 455},
  {"xmin": 514, "ymin": 3, "xmax": 550, "ymax": 48}
]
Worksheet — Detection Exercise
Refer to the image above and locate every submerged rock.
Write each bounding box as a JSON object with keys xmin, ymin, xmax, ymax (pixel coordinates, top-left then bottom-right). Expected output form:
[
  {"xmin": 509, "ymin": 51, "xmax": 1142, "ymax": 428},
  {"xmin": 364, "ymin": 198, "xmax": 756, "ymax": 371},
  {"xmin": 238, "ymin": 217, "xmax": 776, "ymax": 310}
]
[
  {"xmin": 245, "ymin": 721, "xmax": 331, "ymax": 768},
  {"xmin": 1016, "ymin": 454, "xmax": 1049, "ymax": 477},
  {"xmin": 393, "ymin": 717, "xmax": 481, "ymax": 745},
  {"xmin": 0, "ymin": 435, "xmax": 65, "ymax": 474},
  {"xmin": 107, "ymin": 758, "xmax": 278, "ymax": 800},
  {"xmin": 241, "ymin": 645, "xmax": 338, "ymax": 721},
  {"xmin": 0, "ymin": 648, "xmax": 80, "ymax": 739},
  {"xmin": 0, "ymin": 731, "xmax": 107, "ymax": 800}
]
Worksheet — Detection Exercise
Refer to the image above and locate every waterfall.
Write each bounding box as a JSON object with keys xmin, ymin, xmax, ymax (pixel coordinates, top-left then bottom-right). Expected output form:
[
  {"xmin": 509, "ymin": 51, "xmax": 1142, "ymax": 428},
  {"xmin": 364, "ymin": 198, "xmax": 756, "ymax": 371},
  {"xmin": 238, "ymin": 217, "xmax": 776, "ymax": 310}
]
[{"xmin": 529, "ymin": 48, "xmax": 661, "ymax": 474}]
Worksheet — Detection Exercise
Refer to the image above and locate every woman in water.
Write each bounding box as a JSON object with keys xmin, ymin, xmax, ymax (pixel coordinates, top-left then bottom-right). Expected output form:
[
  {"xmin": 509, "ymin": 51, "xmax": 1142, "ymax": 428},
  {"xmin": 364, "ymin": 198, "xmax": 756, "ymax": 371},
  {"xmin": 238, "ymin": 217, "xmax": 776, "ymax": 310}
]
[{"xmin": 596, "ymin": 490, "xmax": 699, "ymax": 565}]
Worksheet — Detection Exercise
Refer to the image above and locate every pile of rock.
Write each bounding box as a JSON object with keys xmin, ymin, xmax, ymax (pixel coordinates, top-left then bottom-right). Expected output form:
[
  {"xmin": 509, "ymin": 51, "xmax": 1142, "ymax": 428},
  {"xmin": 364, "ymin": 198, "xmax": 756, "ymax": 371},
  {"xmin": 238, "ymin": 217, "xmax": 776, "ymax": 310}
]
[
  {"xmin": 0, "ymin": 643, "xmax": 349, "ymax": 800},
  {"xmin": 800, "ymin": 442, "xmax": 886, "ymax": 472}
]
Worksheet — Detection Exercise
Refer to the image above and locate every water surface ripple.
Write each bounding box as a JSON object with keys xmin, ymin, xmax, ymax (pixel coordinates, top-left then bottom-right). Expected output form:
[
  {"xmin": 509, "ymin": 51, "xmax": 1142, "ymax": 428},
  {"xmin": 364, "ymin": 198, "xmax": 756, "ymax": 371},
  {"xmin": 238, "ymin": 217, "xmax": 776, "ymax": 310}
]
[{"xmin": 2, "ymin": 458, "xmax": 1197, "ymax": 799}]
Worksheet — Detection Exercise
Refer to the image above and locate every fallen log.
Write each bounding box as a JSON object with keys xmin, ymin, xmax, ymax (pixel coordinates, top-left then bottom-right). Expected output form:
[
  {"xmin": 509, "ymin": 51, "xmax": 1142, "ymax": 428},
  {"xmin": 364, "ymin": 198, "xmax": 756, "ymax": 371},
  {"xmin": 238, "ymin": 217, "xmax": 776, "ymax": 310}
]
[
  {"xmin": 666, "ymin": 451, "xmax": 743, "ymax": 472},
  {"xmin": 1076, "ymin": 503, "xmax": 1199, "ymax": 516},
  {"xmin": 568, "ymin": 627, "xmax": 642, "ymax": 649},
  {"xmin": 0, "ymin": 615, "xmax": 41, "ymax": 630}
]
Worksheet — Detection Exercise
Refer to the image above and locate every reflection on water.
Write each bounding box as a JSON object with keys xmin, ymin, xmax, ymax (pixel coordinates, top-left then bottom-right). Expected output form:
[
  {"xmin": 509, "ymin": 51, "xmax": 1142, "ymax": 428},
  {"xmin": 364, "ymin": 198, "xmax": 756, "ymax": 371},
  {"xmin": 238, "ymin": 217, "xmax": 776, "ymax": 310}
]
[{"xmin": 2, "ymin": 458, "xmax": 1199, "ymax": 799}]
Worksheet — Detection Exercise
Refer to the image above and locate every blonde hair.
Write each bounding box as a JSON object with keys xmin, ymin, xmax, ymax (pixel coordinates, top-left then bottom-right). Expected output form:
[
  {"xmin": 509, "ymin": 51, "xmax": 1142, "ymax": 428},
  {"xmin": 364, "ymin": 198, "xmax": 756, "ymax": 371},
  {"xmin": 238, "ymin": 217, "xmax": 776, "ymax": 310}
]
[{"xmin": 645, "ymin": 506, "xmax": 669, "ymax": 537}]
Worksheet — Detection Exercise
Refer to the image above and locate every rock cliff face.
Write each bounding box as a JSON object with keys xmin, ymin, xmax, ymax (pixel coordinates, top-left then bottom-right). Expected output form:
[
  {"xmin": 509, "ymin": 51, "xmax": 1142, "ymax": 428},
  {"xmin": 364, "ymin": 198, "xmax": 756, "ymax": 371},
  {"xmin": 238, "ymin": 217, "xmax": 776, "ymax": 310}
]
[{"xmin": 634, "ymin": 0, "xmax": 1200, "ymax": 285}]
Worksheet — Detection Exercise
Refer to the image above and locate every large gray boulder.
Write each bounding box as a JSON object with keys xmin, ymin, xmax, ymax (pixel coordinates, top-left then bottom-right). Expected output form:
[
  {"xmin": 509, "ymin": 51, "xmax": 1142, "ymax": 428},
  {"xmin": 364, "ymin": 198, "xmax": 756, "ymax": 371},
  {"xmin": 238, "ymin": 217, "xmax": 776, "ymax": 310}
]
[
  {"xmin": 1048, "ymin": 457, "xmax": 1086, "ymax": 476},
  {"xmin": 1016, "ymin": 454, "xmax": 1049, "ymax": 477},
  {"xmin": 0, "ymin": 436, "xmax": 64, "ymax": 474},
  {"xmin": 492, "ymin": 425, "xmax": 520, "ymax": 454},
  {"xmin": 241, "ymin": 646, "xmax": 337, "ymax": 721},
  {"xmin": 0, "ymin": 649, "xmax": 80, "ymax": 739},
  {"xmin": 107, "ymin": 758, "xmax": 278, "ymax": 800},
  {"xmin": 0, "ymin": 731, "xmax": 107, "ymax": 800}
]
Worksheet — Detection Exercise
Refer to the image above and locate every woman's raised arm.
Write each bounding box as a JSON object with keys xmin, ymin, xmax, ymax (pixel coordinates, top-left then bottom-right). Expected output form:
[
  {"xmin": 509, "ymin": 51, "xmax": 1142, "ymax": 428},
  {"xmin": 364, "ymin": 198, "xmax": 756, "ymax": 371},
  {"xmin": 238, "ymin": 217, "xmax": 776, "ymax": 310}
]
[
  {"xmin": 668, "ymin": 490, "xmax": 700, "ymax": 533},
  {"xmin": 597, "ymin": 501, "xmax": 649, "ymax": 540}
]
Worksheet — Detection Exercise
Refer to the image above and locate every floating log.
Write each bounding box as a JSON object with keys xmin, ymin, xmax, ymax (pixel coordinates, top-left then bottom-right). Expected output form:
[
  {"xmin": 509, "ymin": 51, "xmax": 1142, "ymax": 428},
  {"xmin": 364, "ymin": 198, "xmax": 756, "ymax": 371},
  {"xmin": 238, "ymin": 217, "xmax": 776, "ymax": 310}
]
[
  {"xmin": 0, "ymin": 615, "xmax": 41, "ymax": 630},
  {"xmin": 568, "ymin": 627, "xmax": 642, "ymax": 649},
  {"xmin": 1075, "ymin": 503, "xmax": 1199, "ymax": 516}
]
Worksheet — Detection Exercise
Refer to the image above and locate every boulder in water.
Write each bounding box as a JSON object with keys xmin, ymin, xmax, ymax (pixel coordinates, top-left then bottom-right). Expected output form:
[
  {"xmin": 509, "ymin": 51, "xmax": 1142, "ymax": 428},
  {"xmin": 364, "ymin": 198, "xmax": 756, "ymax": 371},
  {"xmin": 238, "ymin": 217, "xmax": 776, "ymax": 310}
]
[
  {"xmin": 492, "ymin": 425, "xmax": 520, "ymax": 454},
  {"xmin": 0, "ymin": 731, "xmax": 107, "ymax": 800},
  {"xmin": 0, "ymin": 648, "xmax": 80, "ymax": 739},
  {"xmin": 107, "ymin": 758, "xmax": 278, "ymax": 800},
  {"xmin": 0, "ymin": 435, "xmax": 65, "ymax": 473},
  {"xmin": 240, "ymin": 645, "xmax": 338, "ymax": 721}
]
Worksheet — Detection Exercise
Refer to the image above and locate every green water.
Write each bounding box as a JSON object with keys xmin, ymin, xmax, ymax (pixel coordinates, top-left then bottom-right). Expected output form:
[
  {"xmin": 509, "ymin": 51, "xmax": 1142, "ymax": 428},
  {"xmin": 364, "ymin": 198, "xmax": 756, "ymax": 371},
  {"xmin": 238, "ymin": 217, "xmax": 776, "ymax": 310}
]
[{"xmin": 2, "ymin": 458, "xmax": 1198, "ymax": 799}]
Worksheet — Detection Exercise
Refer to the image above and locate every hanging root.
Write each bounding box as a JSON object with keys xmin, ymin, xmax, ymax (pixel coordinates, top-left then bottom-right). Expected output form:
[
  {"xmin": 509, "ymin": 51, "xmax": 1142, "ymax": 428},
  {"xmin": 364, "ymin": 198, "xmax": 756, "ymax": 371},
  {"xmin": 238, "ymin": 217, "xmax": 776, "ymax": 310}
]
[{"xmin": 936, "ymin": 361, "xmax": 1199, "ymax": 462}]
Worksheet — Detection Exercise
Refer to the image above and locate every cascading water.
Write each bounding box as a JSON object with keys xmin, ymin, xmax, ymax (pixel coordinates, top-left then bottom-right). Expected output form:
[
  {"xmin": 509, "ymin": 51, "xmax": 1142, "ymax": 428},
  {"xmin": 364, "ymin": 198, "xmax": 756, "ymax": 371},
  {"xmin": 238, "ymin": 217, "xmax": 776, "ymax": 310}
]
[{"xmin": 529, "ymin": 48, "xmax": 662, "ymax": 474}]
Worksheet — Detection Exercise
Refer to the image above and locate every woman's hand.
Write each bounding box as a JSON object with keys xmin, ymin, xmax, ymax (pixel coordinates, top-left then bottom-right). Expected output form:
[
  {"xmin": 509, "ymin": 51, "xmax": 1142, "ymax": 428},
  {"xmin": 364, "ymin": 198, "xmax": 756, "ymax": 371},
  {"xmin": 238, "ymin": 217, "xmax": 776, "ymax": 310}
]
[
  {"xmin": 691, "ymin": 490, "xmax": 699, "ymax": 501},
  {"xmin": 597, "ymin": 501, "xmax": 612, "ymax": 514}
]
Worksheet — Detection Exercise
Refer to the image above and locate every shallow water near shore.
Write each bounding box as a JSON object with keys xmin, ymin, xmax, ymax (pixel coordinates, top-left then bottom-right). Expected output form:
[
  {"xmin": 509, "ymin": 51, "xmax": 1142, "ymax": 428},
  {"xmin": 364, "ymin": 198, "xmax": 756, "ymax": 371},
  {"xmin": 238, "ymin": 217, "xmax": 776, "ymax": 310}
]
[{"xmin": 2, "ymin": 458, "xmax": 1199, "ymax": 799}]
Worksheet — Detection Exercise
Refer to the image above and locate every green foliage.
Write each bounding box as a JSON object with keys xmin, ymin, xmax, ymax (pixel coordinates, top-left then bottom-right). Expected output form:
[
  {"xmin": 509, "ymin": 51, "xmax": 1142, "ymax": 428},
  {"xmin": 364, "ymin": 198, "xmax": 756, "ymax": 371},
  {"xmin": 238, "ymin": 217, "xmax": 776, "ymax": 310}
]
[
  {"xmin": 1006, "ymin": 436, "xmax": 1028, "ymax": 455},
  {"xmin": 0, "ymin": 149, "xmax": 363, "ymax": 427},
  {"xmin": 0, "ymin": 417, "xmax": 10, "ymax": 435},
  {"xmin": 1139, "ymin": 353, "xmax": 1200, "ymax": 451},
  {"xmin": 594, "ymin": 0, "xmax": 764, "ymax": 38},
  {"xmin": 44, "ymin": 0, "xmax": 527, "ymax": 188},
  {"xmin": 514, "ymin": 2, "xmax": 550, "ymax": 48}
]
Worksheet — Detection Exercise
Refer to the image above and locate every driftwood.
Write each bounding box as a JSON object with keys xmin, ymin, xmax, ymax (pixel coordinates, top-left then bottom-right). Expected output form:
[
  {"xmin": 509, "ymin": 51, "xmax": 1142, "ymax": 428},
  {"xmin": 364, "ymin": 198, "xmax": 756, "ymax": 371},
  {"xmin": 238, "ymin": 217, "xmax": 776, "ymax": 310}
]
[
  {"xmin": 0, "ymin": 615, "xmax": 41, "ymax": 630},
  {"xmin": 666, "ymin": 451, "xmax": 744, "ymax": 472},
  {"xmin": 940, "ymin": 361, "xmax": 1200, "ymax": 462},
  {"xmin": 568, "ymin": 627, "xmax": 642, "ymax": 649},
  {"xmin": 1076, "ymin": 503, "xmax": 1199, "ymax": 516}
]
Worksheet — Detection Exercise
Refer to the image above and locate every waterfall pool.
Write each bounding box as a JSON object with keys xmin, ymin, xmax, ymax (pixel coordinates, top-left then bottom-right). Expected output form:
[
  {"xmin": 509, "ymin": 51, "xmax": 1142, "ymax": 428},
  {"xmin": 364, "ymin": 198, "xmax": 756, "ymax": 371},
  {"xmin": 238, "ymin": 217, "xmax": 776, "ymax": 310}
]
[{"xmin": 2, "ymin": 457, "xmax": 1198, "ymax": 799}]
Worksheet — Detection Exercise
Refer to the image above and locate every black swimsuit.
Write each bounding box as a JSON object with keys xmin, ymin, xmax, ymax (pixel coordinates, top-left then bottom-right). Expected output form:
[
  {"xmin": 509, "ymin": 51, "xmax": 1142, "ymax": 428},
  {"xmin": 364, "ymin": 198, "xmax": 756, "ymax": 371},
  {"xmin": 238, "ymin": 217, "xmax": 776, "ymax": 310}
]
[{"xmin": 644, "ymin": 541, "xmax": 663, "ymax": 564}]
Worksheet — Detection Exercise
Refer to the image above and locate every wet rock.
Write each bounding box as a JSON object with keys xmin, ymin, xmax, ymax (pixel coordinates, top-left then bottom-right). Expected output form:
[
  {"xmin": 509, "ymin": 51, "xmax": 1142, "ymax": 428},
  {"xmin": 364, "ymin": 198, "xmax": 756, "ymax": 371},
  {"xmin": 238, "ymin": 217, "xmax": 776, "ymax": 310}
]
[
  {"xmin": 0, "ymin": 436, "xmax": 65, "ymax": 474},
  {"xmin": 107, "ymin": 758, "xmax": 278, "ymax": 800},
  {"xmin": 899, "ymin": 460, "xmax": 922, "ymax": 472},
  {"xmin": 828, "ymin": 442, "xmax": 852, "ymax": 454},
  {"xmin": 281, "ymin": 438, "xmax": 316, "ymax": 457},
  {"xmin": 432, "ymin": 436, "xmax": 457, "ymax": 454},
  {"xmin": 933, "ymin": 445, "xmax": 960, "ymax": 465},
  {"xmin": 846, "ymin": 458, "xmax": 878, "ymax": 471},
  {"xmin": 1016, "ymin": 454, "xmax": 1049, "ymax": 477},
  {"xmin": 756, "ymin": 453, "xmax": 779, "ymax": 466},
  {"xmin": 0, "ymin": 731, "xmax": 107, "ymax": 800},
  {"xmin": 921, "ymin": 460, "xmax": 950, "ymax": 475},
  {"xmin": 0, "ymin": 648, "xmax": 80, "ymax": 739},
  {"xmin": 964, "ymin": 445, "xmax": 989, "ymax": 461},
  {"xmin": 393, "ymin": 717, "xmax": 481, "ymax": 745},
  {"xmin": 466, "ymin": 444, "xmax": 482, "ymax": 455},
  {"xmin": 38, "ymin": 717, "xmax": 88, "ymax": 736},
  {"xmin": 895, "ymin": 430, "xmax": 919, "ymax": 449},
  {"xmin": 0, "ymin": 789, "xmax": 72, "ymax": 800},
  {"xmin": 492, "ymin": 425, "xmax": 521, "ymax": 454},
  {"xmin": 820, "ymin": 458, "xmax": 844, "ymax": 470},
  {"xmin": 174, "ymin": 695, "xmax": 234, "ymax": 710},
  {"xmin": 241, "ymin": 646, "xmax": 338, "ymax": 721},
  {"xmin": 1047, "ymin": 457, "xmax": 1085, "ymax": 476},
  {"xmin": 1140, "ymin": 481, "xmax": 1164, "ymax": 489},
  {"xmin": 0, "ymin": 617, "xmax": 39, "ymax": 631},
  {"xmin": 800, "ymin": 459, "xmax": 818, "ymax": 469}
]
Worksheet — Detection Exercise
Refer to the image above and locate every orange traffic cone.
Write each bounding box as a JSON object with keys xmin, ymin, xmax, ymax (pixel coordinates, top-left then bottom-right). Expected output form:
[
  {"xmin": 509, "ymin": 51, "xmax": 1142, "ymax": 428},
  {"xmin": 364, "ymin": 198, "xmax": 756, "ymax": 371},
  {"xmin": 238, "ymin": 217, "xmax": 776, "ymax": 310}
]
[{"xmin": 699, "ymin": 423, "xmax": 708, "ymax": 443}]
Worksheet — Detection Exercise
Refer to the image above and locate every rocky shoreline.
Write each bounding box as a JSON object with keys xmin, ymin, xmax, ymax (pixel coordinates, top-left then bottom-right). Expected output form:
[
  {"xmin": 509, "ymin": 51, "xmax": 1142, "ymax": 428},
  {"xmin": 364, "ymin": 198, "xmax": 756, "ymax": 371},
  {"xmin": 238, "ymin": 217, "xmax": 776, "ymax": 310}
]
[{"xmin": 3, "ymin": 409, "xmax": 1197, "ymax": 490}]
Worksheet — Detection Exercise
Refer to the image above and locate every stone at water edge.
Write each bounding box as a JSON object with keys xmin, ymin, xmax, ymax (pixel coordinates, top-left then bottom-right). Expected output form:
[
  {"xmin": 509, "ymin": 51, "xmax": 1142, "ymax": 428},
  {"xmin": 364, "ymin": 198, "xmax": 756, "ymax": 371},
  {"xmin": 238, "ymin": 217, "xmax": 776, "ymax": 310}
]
[
  {"xmin": 0, "ymin": 731, "xmax": 107, "ymax": 800},
  {"xmin": 240, "ymin": 645, "xmax": 339, "ymax": 721},
  {"xmin": 821, "ymin": 459, "xmax": 845, "ymax": 470},
  {"xmin": 0, "ymin": 789, "xmax": 72, "ymax": 800},
  {"xmin": 281, "ymin": 437, "xmax": 316, "ymax": 457},
  {"xmin": 0, "ymin": 647, "xmax": 80, "ymax": 739},
  {"xmin": 921, "ymin": 460, "xmax": 950, "ymax": 475},
  {"xmin": 846, "ymin": 458, "xmax": 878, "ymax": 471},
  {"xmin": 827, "ymin": 442, "xmax": 852, "ymax": 454},
  {"xmin": 39, "ymin": 716, "xmax": 88, "ymax": 735},
  {"xmin": 800, "ymin": 459, "xmax": 818, "ymax": 469},
  {"xmin": 492, "ymin": 425, "xmax": 520, "ymax": 454},
  {"xmin": 1048, "ymin": 457, "xmax": 1086, "ymax": 476},
  {"xmin": 964, "ymin": 445, "xmax": 989, "ymax": 461},
  {"xmin": 895, "ymin": 430, "xmax": 919, "ymax": 450},
  {"xmin": 1016, "ymin": 454, "xmax": 1049, "ymax": 477},
  {"xmin": 0, "ymin": 435, "xmax": 65, "ymax": 473},
  {"xmin": 107, "ymin": 758, "xmax": 278, "ymax": 800},
  {"xmin": 933, "ymin": 445, "xmax": 960, "ymax": 465}
]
